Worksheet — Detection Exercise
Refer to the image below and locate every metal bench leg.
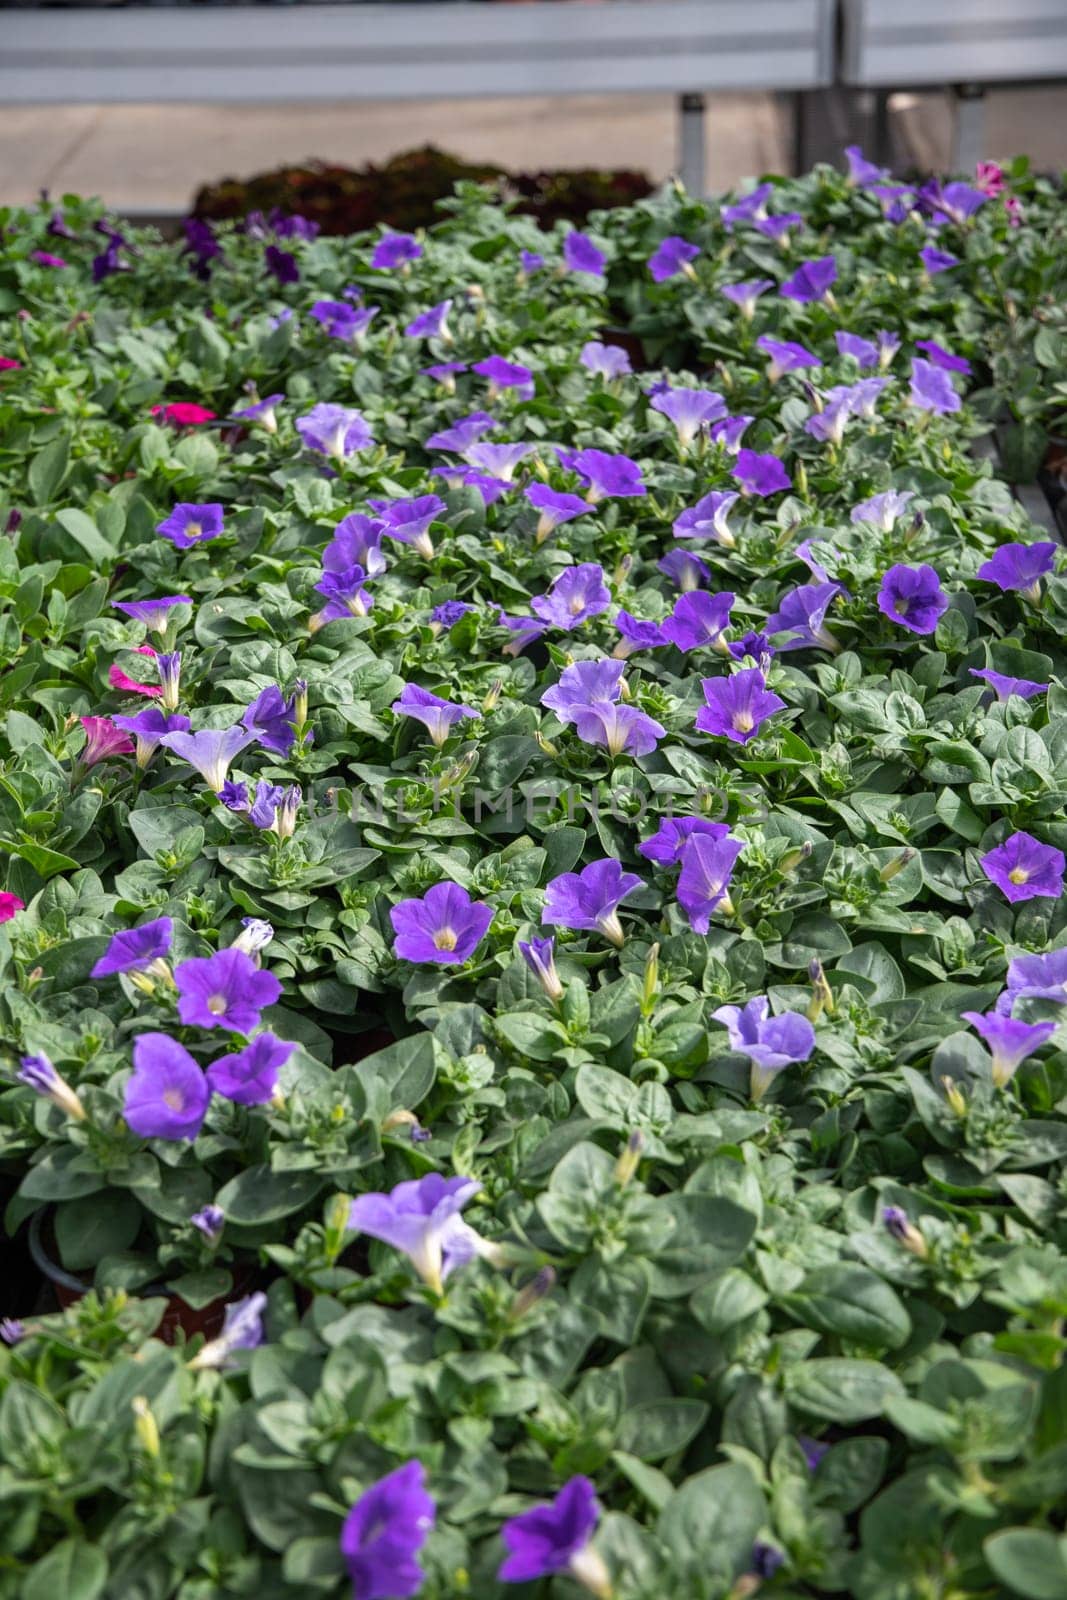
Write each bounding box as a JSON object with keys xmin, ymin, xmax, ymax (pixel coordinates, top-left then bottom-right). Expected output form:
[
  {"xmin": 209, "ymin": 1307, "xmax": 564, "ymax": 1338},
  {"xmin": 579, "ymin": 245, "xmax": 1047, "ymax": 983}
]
[
  {"xmin": 679, "ymin": 93, "xmax": 706, "ymax": 196},
  {"xmin": 951, "ymin": 85, "xmax": 986, "ymax": 174}
]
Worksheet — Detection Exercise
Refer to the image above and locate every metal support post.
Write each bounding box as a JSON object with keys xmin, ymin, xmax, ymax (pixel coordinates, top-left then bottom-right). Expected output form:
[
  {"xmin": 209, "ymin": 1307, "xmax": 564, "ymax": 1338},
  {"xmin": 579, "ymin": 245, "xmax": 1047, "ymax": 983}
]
[
  {"xmin": 951, "ymin": 84, "xmax": 986, "ymax": 174},
  {"xmin": 678, "ymin": 92, "xmax": 706, "ymax": 196}
]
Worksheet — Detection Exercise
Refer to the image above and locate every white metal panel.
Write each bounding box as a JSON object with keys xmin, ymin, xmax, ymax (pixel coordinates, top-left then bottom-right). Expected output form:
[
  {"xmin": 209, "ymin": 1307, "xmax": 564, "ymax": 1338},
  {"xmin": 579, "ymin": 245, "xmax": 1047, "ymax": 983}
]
[
  {"xmin": 842, "ymin": 0, "xmax": 1067, "ymax": 86},
  {"xmin": 1, "ymin": 0, "xmax": 835, "ymax": 104}
]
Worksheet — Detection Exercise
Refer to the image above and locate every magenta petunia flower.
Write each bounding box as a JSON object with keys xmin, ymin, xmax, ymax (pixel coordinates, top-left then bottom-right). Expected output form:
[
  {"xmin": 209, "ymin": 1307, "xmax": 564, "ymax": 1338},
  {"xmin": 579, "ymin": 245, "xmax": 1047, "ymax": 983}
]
[
  {"xmin": 341, "ymin": 1461, "xmax": 435, "ymax": 1600},
  {"xmin": 980, "ymin": 831, "xmax": 1065, "ymax": 904},
  {"xmin": 174, "ymin": 948, "xmax": 282, "ymax": 1033},
  {"xmin": 977, "ymin": 542, "xmax": 1056, "ymax": 601},
  {"xmin": 648, "ymin": 236, "xmax": 700, "ymax": 282},
  {"xmin": 661, "ymin": 589, "xmax": 734, "ymax": 653},
  {"xmin": 732, "ymin": 450, "xmax": 791, "ymax": 497},
  {"xmin": 79, "ymin": 716, "xmax": 135, "ymax": 768},
  {"xmin": 391, "ymin": 883, "xmax": 493, "ymax": 965},
  {"xmin": 370, "ymin": 232, "xmax": 422, "ymax": 270},
  {"xmin": 531, "ymin": 564, "xmax": 611, "ymax": 631},
  {"xmin": 499, "ymin": 1477, "xmax": 605, "ymax": 1590},
  {"xmin": 30, "ymin": 250, "xmax": 67, "ymax": 269},
  {"xmin": 155, "ymin": 503, "xmax": 224, "ymax": 549},
  {"xmin": 542, "ymin": 858, "xmax": 643, "ymax": 947},
  {"xmin": 296, "ymin": 403, "xmax": 374, "ymax": 460},
  {"xmin": 124, "ymin": 1033, "xmax": 210, "ymax": 1141},
  {"xmin": 877, "ymin": 564, "xmax": 949, "ymax": 634},
  {"xmin": 392, "ymin": 684, "xmax": 477, "ymax": 746},
  {"xmin": 563, "ymin": 232, "xmax": 605, "ymax": 277},
  {"xmin": 0, "ymin": 893, "xmax": 26, "ymax": 923},
  {"xmin": 677, "ymin": 832, "xmax": 744, "ymax": 933},
  {"xmin": 695, "ymin": 669, "xmax": 785, "ymax": 744},
  {"xmin": 780, "ymin": 256, "xmax": 837, "ymax": 302},
  {"xmin": 961, "ymin": 1009, "xmax": 1057, "ymax": 1087},
  {"xmin": 207, "ymin": 1032, "xmax": 294, "ymax": 1106}
]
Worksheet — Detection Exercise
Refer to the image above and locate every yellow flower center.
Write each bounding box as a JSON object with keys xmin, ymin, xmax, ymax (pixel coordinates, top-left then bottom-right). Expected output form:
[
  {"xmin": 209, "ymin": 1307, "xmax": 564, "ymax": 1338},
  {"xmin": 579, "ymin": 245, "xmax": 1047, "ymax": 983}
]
[
  {"xmin": 434, "ymin": 927, "xmax": 458, "ymax": 951},
  {"xmin": 163, "ymin": 1089, "xmax": 185, "ymax": 1110},
  {"xmin": 1008, "ymin": 867, "xmax": 1029, "ymax": 885},
  {"xmin": 732, "ymin": 711, "xmax": 755, "ymax": 733},
  {"xmin": 207, "ymin": 994, "xmax": 228, "ymax": 1015}
]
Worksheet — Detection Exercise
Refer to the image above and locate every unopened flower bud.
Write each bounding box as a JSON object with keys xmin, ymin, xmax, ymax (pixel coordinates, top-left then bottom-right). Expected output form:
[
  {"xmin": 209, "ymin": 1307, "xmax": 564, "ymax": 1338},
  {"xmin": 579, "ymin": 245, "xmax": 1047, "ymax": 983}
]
[
  {"xmin": 614, "ymin": 1130, "xmax": 645, "ymax": 1186},
  {"xmin": 482, "ymin": 679, "xmax": 503, "ymax": 713},
  {"xmin": 509, "ymin": 1266, "xmax": 557, "ymax": 1321},
  {"xmin": 882, "ymin": 1205, "xmax": 928, "ymax": 1258},
  {"xmin": 132, "ymin": 1396, "xmax": 160, "ymax": 1457},
  {"xmin": 941, "ymin": 1076, "xmax": 967, "ymax": 1117},
  {"xmin": 880, "ymin": 849, "xmax": 915, "ymax": 883},
  {"xmin": 292, "ymin": 678, "xmax": 308, "ymax": 728},
  {"xmin": 642, "ymin": 943, "xmax": 659, "ymax": 1013},
  {"xmin": 18, "ymin": 1053, "xmax": 86, "ymax": 1121},
  {"xmin": 535, "ymin": 731, "xmax": 559, "ymax": 760},
  {"xmin": 568, "ymin": 1545, "xmax": 613, "ymax": 1599},
  {"xmin": 231, "ymin": 918, "xmax": 274, "ymax": 962},
  {"xmin": 780, "ymin": 841, "xmax": 813, "ymax": 874},
  {"xmin": 613, "ymin": 554, "xmax": 633, "ymax": 587},
  {"xmin": 807, "ymin": 957, "xmax": 834, "ymax": 1021}
]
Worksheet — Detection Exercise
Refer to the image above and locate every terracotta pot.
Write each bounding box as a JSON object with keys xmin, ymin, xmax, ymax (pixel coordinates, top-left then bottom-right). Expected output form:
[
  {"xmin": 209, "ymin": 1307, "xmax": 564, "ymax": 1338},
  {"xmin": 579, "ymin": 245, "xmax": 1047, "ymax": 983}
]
[{"xmin": 28, "ymin": 1209, "xmax": 257, "ymax": 1343}]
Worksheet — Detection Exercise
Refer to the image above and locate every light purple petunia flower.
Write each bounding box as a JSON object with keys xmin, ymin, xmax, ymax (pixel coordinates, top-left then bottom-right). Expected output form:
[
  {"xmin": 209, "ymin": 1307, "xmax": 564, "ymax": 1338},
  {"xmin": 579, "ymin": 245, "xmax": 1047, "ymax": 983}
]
[
  {"xmin": 614, "ymin": 612, "xmax": 668, "ymax": 656},
  {"xmin": 421, "ymin": 361, "xmax": 467, "ymax": 390},
  {"xmin": 977, "ymin": 542, "xmax": 1056, "ymax": 601},
  {"xmin": 558, "ymin": 447, "xmax": 646, "ymax": 502},
  {"xmin": 932, "ymin": 181, "xmax": 987, "ymax": 225},
  {"xmin": 391, "ymin": 883, "xmax": 493, "ymax": 965},
  {"xmin": 113, "ymin": 708, "xmax": 190, "ymax": 768},
  {"xmin": 519, "ymin": 935, "xmax": 564, "ymax": 1003},
  {"xmin": 392, "ymin": 684, "xmax": 477, "ymax": 746},
  {"xmin": 915, "ymin": 339, "xmax": 971, "ymax": 375},
  {"xmin": 326, "ymin": 512, "xmax": 387, "ymax": 576},
  {"xmin": 531, "ymin": 564, "xmax": 611, "ymax": 631},
  {"xmin": 541, "ymin": 659, "xmax": 624, "ymax": 720},
  {"xmin": 525, "ymin": 483, "xmax": 591, "ymax": 543},
  {"xmin": 571, "ymin": 702, "xmax": 665, "ymax": 758},
  {"xmin": 309, "ymin": 300, "xmax": 378, "ymax": 341},
  {"xmin": 674, "ymin": 489, "xmax": 739, "ymax": 548},
  {"xmin": 639, "ymin": 817, "xmax": 730, "ymax": 867},
  {"xmin": 755, "ymin": 212, "xmax": 804, "ymax": 243},
  {"xmin": 981, "ymin": 831, "xmax": 1065, "ymax": 904},
  {"xmin": 961, "ymin": 1009, "xmax": 1057, "ymax": 1087},
  {"xmin": 780, "ymin": 257, "xmax": 837, "ymax": 303},
  {"xmin": 158, "ymin": 725, "xmax": 257, "ymax": 791},
  {"xmin": 658, "ymin": 549, "xmax": 712, "ymax": 592},
  {"xmin": 794, "ymin": 540, "xmax": 832, "ymax": 585},
  {"xmin": 371, "ymin": 232, "xmax": 422, "ymax": 270},
  {"xmin": 315, "ymin": 564, "xmax": 374, "ymax": 622},
  {"xmin": 695, "ymin": 669, "xmax": 786, "ymax": 744},
  {"xmin": 91, "ymin": 917, "xmax": 173, "ymax": 979},
  {"xmin": 805, "ymin": 392, "xmax": 855, "ymax": 447},
  {"xmin": 969, "ymin": 668, "xmax": 1048, "ymax": 703},
  {"xmin": 112, "ymin": 595, "xmax": 193, "ymax": 633},
  {"xmin": 713, "ymin": 995, "xmax": 815, "ymax": 1098},
  {"xmin": 187, "ymin": 1291, "xmax": 267, "ymax": 1370},
  {"xmin": 155, "ymin": 503, "xmax": 224, "ymax": 549},
  {"xmin": 851, "ymin": 489, "xmax": 914, "ymax": 533},
  {"xmin": 191, "ymin": 1204, "xmax": 225, "ymax": 1242},
  {"xmin": 349, "ymin": 1173, "xmax": 488, "ymax": 1293},
  {"xmin": 435, "ymin": 465, "xmax": 512, "ymax": 506},
  {"xmin": 845, "ymin": 145, "xmax": 888, "ymax": 186},
  {"xmin": 174, "ymin": 948, "xmax": 282, "ymax": 1033},
  {"xmin": 206, "ymin": 1032, "xmax": 294, "ymax": 1106},
  {"xmin": 563, "ymin": 232, "xmax": 606, "ymax": 277},
  {"xmin": 464, "ymin": 441, "xmax": 532, "ymax": 482},
  {"xmin": 242, "ymin": 684, "xmax": 303, "ymax": 757},
  {"xmin": 651, "ymin": 387, "xmax": 727, "ymax": 448},
  {"xmin": 872, "ymin": 183, "xmax": 915, "ymax": 223},
  {"xmin": 499, "ymin": 1477, "xmax": 605, "ymax": 1591},
  {"xmin": 404, "ymin": 299, "xmax": 453, "ymax": 341},
  {"xmin": 765, "ymin": 582, "xmax": 843, "ymax": 652},
  {"xmin": 721, "ymin": 183, "xmax": 772, "ymax": 230},
  {"xmin": 1004, "ymin": 949, "xmax": 1067, "ymax": 1009},
  {"xmin": 721, "ymin": 279, "xmax": 774, "ymax": 318},
  {"xmin": 296, "ymin": 402, "xmax": 374, "ymax": 459},
  {"xmin": 677, "ymin": 833, "xmax": 744, "ymax": 933},
  {"xmin": 425, "ymin": 411, "xmax": 498, "ymax": 454},
  {"xmin": 580, "ymin": 340, "xmax": 632, "ymax": 379},
  {"xmin": 247, "ymin": 782, "xmax": 302, "ymax": 840},
  {"xmin": 18, "ymin": 1054, "xmax": 85, "ymax": 1121},
  {"xmin": 542, "ymin": 858, "xmax": 643, "ymax": 947},
  {"xmin": 499, "ymin": 611, "xmax": 549, "ymax": 655},
  {"xmin": 834, "ymin": 331, "xmax": 880, "ymax": 369},
  {"xmin": 910, "ymin": 358, "xmax": 962, "ymax": 415},
  {"xmin": 662, "ymin": 589, "xmax": 734, "ymax": 652},
  {"xmin": 920, "ymin": 245, "xmax": 959, "ymax": 275},
  {"xmin": 732, "ymin": 450, "xmax": 791, "ymax": 497},
  {"xmin": 124, "ymin": 1033, "xmax": 210, "ymax": 1141},
  {"xmin": 472, "ymin": 355, "xmax": 534, "ymax": 401},
  {"xmin": 341, "ymin": 1461, "xmax": 435, "ymax": 1600},
  {"xmin": 520, "ymin": 250, "xmax": 545, "ymax": 275},
  {"xmin": 375, "ymin": 493, "xmax": 447, "ymax": 560},
  {"xmin": 648, "ymin": 236, "xmax": 700, "ymax": 282},
  {"xmin": 756, "ymin": 336, "xmax": 822, "ymax": 383},
  {"xmin": 877, "ymin": 564, "xmax": 949, "ymax": 634}
]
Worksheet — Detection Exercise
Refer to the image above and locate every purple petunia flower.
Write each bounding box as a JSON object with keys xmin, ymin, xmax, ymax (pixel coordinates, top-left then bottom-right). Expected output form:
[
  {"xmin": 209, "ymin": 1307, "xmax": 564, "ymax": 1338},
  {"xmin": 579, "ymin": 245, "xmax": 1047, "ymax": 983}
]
[
  {"xmin": 851, "ymin": 489, "xmax": 914, "ymax": 533},
  {"xmin": 18, "ymin": 1054, "xmax": 86, "ymax": 1121},
  {"xmin": 264, "ymin": 244, "xmax": 299, "ymax": 284},
  {"xmin": 326, "ymin": 512, "xmax": 387, "ymax": 577},
  {"xmin": 732, "ymin": 450, "xmax": 791, "ymax": 497},
  {"xmin": 92, "ymin": 917, "xmax": 173, "ymax": 980},
  {"xmin": 915, "ymin": 339, "xmax": 971, "ymax": 375},
  {"xmin": 155, "ymin": 503, "xmax": 224, "ymax": 549},
  {"xmin": 658, "ymin": 550, "xmax": 712, "ymax": 592},
  {"xmin": 755, "ymin": 211, "xmax": 805, "ymax": 244},
  {"xmin": 794, "ymin": 540, "xmax": 832, "ymax": 585},
  {"xmin": 472, "ymin": 355, "xmax": 534, "ymax": 401},
  {"xmin": 648, "ymin": 236, "xmax": 700, "ymax": 282},
  {"xmin": 520, "ymin": 250, "xmax": 545, "ymax": 276},
  {"xmin": 112, "ymin": 595, "xmax": 193, "ymax": 633},
  {"xmin": 1, "ymin": 1320, "xmax": 25, "ymax": 1347},
  {"xmin": 977, "ymin": 542, "xmax": 1056, "ymax": 602},
  {"xmin": 721, "ymin": 279, "xmax": 774, "ymax": 318},
  {"xmin": 499, "ymin": 1477, "xmax": 606, "ymax": 1591},
  {"xmin": 391, "ymin": 883, "xmax": 493, "ymax": 965},
  {"xmin": 877, "ymin": 564, "xmax": 949, "ymax": 634},
  {"xmin": 728, "ymin": 630, "xmax": 775, "ymax": 662},
  {"xmin": 525, "ymin": 483, "xmax": 591, "ymax": 543},
  {"xmin": 909, "ymin": 358, "xmax": 962, "ymax": 415},
  {"xmin": 710, "ymin": 414, "xmax": 753, "ymax": 454},
  {"xmin": 430, "ymin": 600, "xmax": 473, "ymax": 632},
  {"xmin": 800, "ymin": 1436, "xmax": 830, "ymax": 1472},
  {"xmin": 421, "ymin": 361, "xmax": 467, "ymax": 393},
  {"xmin": 113, "ymin": 708, "xmax": 190, "ymax": 768},
  {"xmin": 341, "ymin": 1461, "xmax": 435, "ymax": 1600},
  {"xmin": 542, "ymin": 858, "xmax": 643, "ymax": 947},
  {"xmin": 961, "ymin": 1010, "xmax": 1058, "ymax": 1087},
  {"xmin": 541, "ymin": 659, "xmax": 624, "ymax": 720},
  {"xmin": 920, "ymin": 245, "xmax": 959, "ymax": 275},
  {"xmin": 207, "ymin": 1033, "xmax": 294, "ymax": 1107},
  {"xmin": 713, "ymin": 995, "xmax": 815, "ymax": 1098},
  {"xmin": 981, "ymin": 831, "xmax": 1065, "ymax": 904},
  {"xmin": 677, "ymin": 833, "xmax": 744, "ymax": 933},
  {"xmin": 519, "ymin": 935, "xmax": 564, "ymax": 1003},
  {"xmin": 499, "ymin": 611, "xmax": 549, "ymax": 655},
  {"xmin": 232, "ymin": 392, "xmax": 284, "ymax": 432},
  {"xmin": 845, "ymin": 145, "xmax": 887, "ymax": 186},
  {"xmin": 531, "ymin": 564, "xmax": 611, "ymax": 631},
  {"xmin": 296, "ymin": 403, "xmax": 374, "ymax": 460},
  {"xmin": 695, "ymin": 669, "xmax": 786, "ymax": 744},
  {"xmin": 426, "ymin": 411, "xmax": 498, "ymax": 454},
  {"xmin": 191, "ymin": 1204, "xmax": 225, "ymax": 1243},
  {"xmin": 309, "ymin": 300, "xmax": 378, "ymax": 342},
  {"xmin": 1004, "ymin": 950, "xmax": 1067, "ymax": 1012},
  {"xmin": 174, "ymin": 948, "xmax": 282, "ymax": 1034},
  {"xmin": 463, "ymin": 441, "xmax": 532, "ymax": 482},
  {"xmin": 651, "ymin": 387, "xmax": 727, "ymax": 448},
  {"xmin": 392, "ymin": 684, "xmax": 477, "ymax": 746},
  {"xmin": 435, "ymin": 465, "xmax": 512, "ymax": 506},
  {"xmin": 376, "ymin": 493, "xmax": 447, "ymax": 560},
  {"xmin": 969, "ymin": 668, "xmax": 1049, "ymax": 703},
  {"xmin": 404, "ymin": 299, "xmax": 453, "ymax": 341},
  {"xmin": 124, "ymin": 1033, "xmax": 210, "ymax": 1141},
  {"xmin": 248, "ymin": 782, "xmax": 302, "ymax": 840},
  {"xmin": 721, "ymin": 183, "xmax": 772, "ymax": 229},
  {"xmin": 188, "ymin": 1290, "xmax": 267, "ymax": 1370},
  {"xmin": 614, "ymin": 612, "xmax": 668, "ymax": 656},
  {"xmin": 158, "ymin": 725, "xmax": 257, "ymax": 791},
  {"xmin": 756, "ymin": 336, "xmax": 822, "ymax": 383},
  {"xmin": 674, "ymin": 490, "xmax": 739, "ymax": 548},
  {"xmin": 780, "ymin": 256, "xmax": 837, "ymax": 303},
  {"xmin": 557, "ymin": 447, "xmax": 645, "ymax": 503},
  {"xmin": 242, "ymin": 685, "xmax": 302, "ymax": 757},
  {"xmin": 370, "ymin": 232, "xmax": 422, "ymax": 270},
  {"xmin": 580, "ymin": 340, "xmax": 632, "ymax": 380},
  {"xmin": 932, "ymin": 181, "xmax": 987, "ymax": 225},
  {"xmin": 349, "ymin": 1173, "xmax": 487, "ymax": 1292},
  {"xmin": 571, "ymin": 703, "xmax": 665, "ymax": 759},
  {"xmin": 639, "ymin": 817, "xmax": 730, "ymax": 867},
  {"xmin": 805, "ymin": 392, "xmax": 855, "ymax": 447},
  {"xmin": 661, "ymin": 590, "xmax": 734, "ymax": 653},
  {"xmin": 765, "ymin": 582, "xmax": 843, "ymax": 652},
  {"xmin": 563, "ymin": 232, "xmax": 606, "ymax": 277},
  {"xmin": 315, "ymin": 564, "xmax": 374, "ymax": 622}
]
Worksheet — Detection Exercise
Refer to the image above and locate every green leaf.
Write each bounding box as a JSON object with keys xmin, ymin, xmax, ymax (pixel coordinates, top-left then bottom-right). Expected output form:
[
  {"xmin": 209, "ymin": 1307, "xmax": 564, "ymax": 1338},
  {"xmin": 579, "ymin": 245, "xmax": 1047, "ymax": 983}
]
[
  {"xmin": 54, "ymin": 1191, "xmax": 141, "ymax": 1272},
  {"xmin": 23, "ymin": 1540, "xmax": 108, "ymax": 1600},
  {"xmin": 347, "ymin": 1033, "xmax": 436, "ymax": 1121},
  {"xmin": 658, "ymin": 1463, "xmax": 765, "ymax": 1582},
  {"xmin": 28, "ymin": 434, "xmax": 71, "ymax": 506},
  {"xmin": 984, "ymin": 1529, "xmax": 1067, "ymax": 1599},
  {"xmin": 215, "ymin": 1166, "xmax": 323, "ymax": 1225},
  {"xmin": 54, "ymin": 508, "xmax": 115, "ymax": 565},
  {"xmin": 617, "ymin": 1398, "xmax": 708, "ymax": 1461},
  {"xmin": 785, "ymin": 1358, "xmax": 905, "ymax": 1422},
  {"xmin": 782, "ymin": 1264, "xmax": 911, "ymax": 1350}
]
